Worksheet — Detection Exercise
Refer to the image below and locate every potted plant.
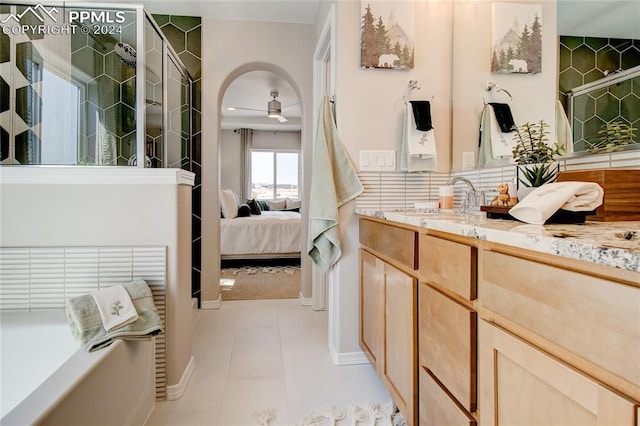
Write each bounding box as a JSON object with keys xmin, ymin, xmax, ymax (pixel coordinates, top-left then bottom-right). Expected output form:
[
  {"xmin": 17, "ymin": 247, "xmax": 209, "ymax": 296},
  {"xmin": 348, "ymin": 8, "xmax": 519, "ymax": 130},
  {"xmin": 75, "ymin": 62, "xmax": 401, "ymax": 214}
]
[
  {"xmin": 588, "ymin": 120, "xmax": 637, "ymax": 152},
  {"xmin": 512, "ymin": 120, "xmax": 565, "ymax": 198}
]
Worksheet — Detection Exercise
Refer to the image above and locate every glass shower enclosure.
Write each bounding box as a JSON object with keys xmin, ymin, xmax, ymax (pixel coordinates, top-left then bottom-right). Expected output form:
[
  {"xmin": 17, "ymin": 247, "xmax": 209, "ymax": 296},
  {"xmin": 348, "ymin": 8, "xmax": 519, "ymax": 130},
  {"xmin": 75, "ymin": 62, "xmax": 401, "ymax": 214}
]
[{"xmin": 0, "ymin": 2, "xmax": 193, "ymax": 169}]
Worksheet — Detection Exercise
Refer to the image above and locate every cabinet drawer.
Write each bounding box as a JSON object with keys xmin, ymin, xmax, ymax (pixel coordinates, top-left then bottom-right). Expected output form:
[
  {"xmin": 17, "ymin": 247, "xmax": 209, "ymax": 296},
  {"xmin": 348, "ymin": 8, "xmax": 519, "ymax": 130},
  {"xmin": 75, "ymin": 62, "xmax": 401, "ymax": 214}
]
[
  {"xmin": 419, "ymin": 234, "xmax": 476, "ymax": 300},
  {"xmin": 419, "ymin": 367, "xmax": 475, "ymax": 426},
  {"xmin": 482, "ymin": 249, "xmax": 640, "ymax": 389},
  {"xmin": 360, "ymin": 219, "xmax": 417, "ymax": 270},
  {"xmin": 419, "ymin": 283, "xmax": 476, "ymax": 412}
]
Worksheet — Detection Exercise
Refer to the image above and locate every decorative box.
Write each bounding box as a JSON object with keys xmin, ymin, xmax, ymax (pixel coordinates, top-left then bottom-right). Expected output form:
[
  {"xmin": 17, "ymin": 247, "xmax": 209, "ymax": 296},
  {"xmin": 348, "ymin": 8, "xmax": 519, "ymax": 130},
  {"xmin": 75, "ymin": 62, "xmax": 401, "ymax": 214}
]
[{"xmin": 556, "ymin": 169, "xmax": 640, "ymax": 221}]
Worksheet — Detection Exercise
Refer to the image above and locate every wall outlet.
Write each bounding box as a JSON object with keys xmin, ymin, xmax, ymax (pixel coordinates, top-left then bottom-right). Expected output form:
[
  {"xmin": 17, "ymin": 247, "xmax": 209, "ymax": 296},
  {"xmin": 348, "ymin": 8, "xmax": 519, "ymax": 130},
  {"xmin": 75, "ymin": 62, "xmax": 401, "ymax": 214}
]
[{"xmin": 462, "ymin": 151, "xmax": 475, "ymax": 169}]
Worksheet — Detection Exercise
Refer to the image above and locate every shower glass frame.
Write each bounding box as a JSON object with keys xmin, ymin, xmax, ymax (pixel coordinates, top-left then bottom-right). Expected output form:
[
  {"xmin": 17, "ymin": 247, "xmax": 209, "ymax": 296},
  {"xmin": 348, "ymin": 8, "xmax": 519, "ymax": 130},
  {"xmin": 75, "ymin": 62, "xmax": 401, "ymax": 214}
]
[{"xmin": 0, "ymin": 1, "xmax": 194, "ymax": 169}]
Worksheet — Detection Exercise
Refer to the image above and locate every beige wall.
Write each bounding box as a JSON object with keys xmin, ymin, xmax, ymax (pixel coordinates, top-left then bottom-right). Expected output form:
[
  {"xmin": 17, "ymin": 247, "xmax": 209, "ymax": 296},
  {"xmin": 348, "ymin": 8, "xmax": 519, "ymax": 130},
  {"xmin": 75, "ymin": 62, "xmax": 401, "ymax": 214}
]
[
  {"xmin": 220, "ymin": 129, "xmax": 243, "ymax": 197},
  {"xmin": 201, "ymin": 19, "xmax": 314, "ymax": 304},
  {"xmin": 0, "ymin": 168, "xmax": 193, "ymax": 389},
  {"xmin": 451, "ymin": 0, "xmax": 558, "ymax": 170},
  {"xmin": 321, "ymin": 0, "xmax": 453, "ymax": 356}
]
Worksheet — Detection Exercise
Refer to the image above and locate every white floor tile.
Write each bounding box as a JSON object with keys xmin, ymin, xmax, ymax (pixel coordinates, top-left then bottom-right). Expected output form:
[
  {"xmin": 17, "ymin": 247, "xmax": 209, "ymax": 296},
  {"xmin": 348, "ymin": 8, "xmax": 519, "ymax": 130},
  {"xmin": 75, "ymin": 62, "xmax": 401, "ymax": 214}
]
[
  {"xmin": 218, "ymin": 377, "xmax": 289, "ymax": 425},
  {"xmin": 147, "ymin": 298, "xmax": 390, "ymax": 426}
]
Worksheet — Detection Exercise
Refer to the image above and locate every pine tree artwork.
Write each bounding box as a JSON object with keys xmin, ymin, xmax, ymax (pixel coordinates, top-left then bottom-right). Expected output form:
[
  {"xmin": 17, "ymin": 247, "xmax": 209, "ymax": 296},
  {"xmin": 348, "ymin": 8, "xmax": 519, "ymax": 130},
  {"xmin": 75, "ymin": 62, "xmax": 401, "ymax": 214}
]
[
  {"xmin": 360, "ymin": 1, "xmax": 415, "ymax": 69},
  {"xmin": 491, "ymin": 3, "xmax": 543, "ymax": 74}
]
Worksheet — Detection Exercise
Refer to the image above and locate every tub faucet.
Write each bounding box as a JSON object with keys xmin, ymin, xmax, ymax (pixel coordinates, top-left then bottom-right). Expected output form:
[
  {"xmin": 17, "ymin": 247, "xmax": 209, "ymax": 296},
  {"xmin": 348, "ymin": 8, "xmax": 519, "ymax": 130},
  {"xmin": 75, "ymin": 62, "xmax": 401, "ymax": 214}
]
[{"xmin": 446, "ymin": 177, "xmax": 485, "ymax": 209}]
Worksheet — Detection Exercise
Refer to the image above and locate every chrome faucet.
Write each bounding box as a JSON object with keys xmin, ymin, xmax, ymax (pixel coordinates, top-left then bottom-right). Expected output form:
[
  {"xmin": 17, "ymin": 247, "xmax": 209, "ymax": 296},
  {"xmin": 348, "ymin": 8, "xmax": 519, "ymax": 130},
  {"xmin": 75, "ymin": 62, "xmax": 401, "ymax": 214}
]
[{"xmin": 446, "ymin": 177, "xmax": 485, "ymax": 209}]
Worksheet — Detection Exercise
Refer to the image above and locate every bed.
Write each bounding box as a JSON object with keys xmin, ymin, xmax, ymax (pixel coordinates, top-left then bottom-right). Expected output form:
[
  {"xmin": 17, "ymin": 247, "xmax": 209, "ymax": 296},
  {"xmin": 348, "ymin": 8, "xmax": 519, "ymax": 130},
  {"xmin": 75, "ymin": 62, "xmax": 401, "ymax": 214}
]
[{"xmin": 220, "ymin": 210, "xmax": 302, "ymax": 259}]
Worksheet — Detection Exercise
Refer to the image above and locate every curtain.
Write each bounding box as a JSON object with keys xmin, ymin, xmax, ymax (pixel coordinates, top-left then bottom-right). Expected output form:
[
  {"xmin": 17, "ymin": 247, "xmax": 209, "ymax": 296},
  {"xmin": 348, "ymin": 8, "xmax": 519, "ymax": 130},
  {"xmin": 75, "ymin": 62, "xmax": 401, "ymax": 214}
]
[{"xmin": 239, "ymin": 128, "xmax": 252, "ymax": 201}]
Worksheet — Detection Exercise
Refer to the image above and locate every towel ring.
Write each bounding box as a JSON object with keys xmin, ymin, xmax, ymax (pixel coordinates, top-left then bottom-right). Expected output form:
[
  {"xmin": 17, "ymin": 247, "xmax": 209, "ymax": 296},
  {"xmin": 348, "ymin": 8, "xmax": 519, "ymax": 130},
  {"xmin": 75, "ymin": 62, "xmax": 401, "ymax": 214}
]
[
  {"xmin": 403, "ymin": 80, "xmax": 421, "ymax": 103},
  {"xmin": 485, "ymin": 82, "xmax": 513, "ymax": 103}
]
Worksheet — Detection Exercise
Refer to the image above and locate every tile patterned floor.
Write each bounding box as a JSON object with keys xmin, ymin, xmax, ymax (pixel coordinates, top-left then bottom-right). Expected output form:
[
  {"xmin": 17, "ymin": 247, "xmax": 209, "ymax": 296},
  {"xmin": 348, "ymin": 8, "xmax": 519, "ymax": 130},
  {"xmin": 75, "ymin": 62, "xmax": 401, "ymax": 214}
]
[{"xmin": 145, "ymin": 299, "xmax": 390, "ymax": 425}]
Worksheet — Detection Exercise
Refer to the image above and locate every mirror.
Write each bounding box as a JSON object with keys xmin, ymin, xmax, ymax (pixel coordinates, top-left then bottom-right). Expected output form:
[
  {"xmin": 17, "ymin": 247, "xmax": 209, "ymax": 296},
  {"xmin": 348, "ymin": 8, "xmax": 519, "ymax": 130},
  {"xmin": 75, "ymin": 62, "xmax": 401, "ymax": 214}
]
[{"xmin": 451, "ymin": 0, "xmax": 640, "ymax": 171}]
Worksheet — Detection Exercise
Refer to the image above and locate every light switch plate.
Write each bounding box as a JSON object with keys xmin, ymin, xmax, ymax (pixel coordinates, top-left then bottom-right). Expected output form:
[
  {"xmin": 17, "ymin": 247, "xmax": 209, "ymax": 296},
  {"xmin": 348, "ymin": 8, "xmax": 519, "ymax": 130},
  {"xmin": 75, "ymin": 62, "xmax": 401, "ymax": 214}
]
[{"xmin": 360, "ymin": 150, "xmax": 396, "ymax": 172}]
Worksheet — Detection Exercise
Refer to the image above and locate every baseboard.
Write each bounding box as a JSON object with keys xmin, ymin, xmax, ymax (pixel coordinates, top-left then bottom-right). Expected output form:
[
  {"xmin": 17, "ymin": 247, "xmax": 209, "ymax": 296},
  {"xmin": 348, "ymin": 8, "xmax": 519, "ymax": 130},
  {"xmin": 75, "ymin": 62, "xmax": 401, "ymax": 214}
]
[
  {"xmin": 299, "ymin": 291, "xmax": 311, "ymax": 306},
  {"xmin": 201, "ymin": 294, "xmax": 222, "ymax": 310},
  {"xmin": 166, "ymin": 356, "xmax": 195, "ymax": 401},
  {"xmin": 328, "ymin": 343, "xmax": 369, "ymax": 366}
]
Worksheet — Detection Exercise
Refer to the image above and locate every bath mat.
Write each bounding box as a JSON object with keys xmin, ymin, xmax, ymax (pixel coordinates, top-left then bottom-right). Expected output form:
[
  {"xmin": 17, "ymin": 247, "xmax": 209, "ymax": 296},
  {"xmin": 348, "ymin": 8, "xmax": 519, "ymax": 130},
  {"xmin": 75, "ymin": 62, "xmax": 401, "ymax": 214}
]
[
  {"xmin": 220, "ymin": 265, "xmax": 300, "ymax": 301},
  {"xmin": 253, "ymin": 401, "xmax": 407, "ymax": 426}
]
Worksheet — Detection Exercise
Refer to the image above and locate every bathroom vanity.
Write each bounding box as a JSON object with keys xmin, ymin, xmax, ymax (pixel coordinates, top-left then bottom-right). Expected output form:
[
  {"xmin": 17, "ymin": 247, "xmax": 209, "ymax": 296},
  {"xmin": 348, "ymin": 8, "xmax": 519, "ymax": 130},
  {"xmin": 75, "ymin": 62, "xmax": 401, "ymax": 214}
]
[{"xmin": 358, "ymin": 210, "xmax": 640, "ymax": 425}]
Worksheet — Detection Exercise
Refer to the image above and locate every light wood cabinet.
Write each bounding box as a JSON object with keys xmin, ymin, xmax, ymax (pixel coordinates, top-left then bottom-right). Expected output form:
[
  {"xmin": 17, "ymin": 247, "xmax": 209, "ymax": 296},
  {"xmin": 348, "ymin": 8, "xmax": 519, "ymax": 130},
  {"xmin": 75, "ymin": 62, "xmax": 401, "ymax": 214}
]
[
  {"xmin": 359, "ymin": 218, "xmax": 418, "ymax": 425},
  {"xmin": 420, "ymin": 367, "xmax": 476, "ymax": 426},
  {"xmin": 479, "ymin": 320, "xmax": 638, "ymax": 425},
  {"xmin": 359, "ymin": 249, "xmax": 383, "ymax": 369}
]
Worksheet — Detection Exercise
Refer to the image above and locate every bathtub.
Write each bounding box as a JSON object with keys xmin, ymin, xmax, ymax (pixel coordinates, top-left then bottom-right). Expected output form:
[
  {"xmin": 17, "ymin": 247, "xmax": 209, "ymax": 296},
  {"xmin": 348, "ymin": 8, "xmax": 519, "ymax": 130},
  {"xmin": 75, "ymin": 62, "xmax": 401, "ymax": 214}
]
[{"xmin": 1, "ymin": 310, "xmax": 155, "ymax": 425}]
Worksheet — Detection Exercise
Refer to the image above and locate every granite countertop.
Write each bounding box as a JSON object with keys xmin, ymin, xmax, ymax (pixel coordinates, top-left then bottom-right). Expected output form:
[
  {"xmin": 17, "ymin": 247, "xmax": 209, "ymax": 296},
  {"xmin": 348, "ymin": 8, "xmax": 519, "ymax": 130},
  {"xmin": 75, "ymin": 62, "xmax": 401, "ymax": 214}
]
[{"xmin": 356, "ymin": 208, "xmax": 640, "ymax": 273}]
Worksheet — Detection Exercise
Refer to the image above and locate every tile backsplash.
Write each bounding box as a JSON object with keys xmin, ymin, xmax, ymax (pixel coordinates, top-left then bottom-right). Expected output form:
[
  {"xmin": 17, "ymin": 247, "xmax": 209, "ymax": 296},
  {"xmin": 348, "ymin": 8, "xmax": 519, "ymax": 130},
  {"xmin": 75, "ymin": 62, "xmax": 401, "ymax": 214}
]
[{"xmin": 357, "ymin": 149, "xmax": 640, "ymax": 211}]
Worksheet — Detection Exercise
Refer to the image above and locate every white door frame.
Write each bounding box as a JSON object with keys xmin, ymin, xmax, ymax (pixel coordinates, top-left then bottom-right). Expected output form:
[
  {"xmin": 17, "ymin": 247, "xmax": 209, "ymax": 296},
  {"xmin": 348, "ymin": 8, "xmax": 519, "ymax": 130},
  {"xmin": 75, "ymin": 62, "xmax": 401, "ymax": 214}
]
[{"xmin": 311, "ymin": 4, "xmax": 336, "ymax": 311}]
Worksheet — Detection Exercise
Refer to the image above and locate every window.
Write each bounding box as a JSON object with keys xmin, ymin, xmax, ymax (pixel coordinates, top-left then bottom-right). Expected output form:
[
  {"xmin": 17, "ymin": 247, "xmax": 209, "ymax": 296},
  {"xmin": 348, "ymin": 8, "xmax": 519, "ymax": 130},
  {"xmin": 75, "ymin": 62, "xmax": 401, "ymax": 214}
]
[{"xmin": 250, "ymin": 150, "xmax": 299, "ymax": 200}]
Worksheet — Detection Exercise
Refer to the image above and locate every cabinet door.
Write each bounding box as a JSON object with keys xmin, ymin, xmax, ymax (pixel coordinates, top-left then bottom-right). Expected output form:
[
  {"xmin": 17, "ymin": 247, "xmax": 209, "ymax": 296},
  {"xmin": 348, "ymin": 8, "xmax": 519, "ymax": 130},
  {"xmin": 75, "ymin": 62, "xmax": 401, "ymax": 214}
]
[
  {"xmin": 382, "ymin": 261, "xmax": 417, "ymax": 425},
  {"xmin": 359, "ymin": 249, "xmax": 384, "ymax": 370},
  {"xmin": 479, "ymin": 320, "xmax": 638, "ymax": 426}
]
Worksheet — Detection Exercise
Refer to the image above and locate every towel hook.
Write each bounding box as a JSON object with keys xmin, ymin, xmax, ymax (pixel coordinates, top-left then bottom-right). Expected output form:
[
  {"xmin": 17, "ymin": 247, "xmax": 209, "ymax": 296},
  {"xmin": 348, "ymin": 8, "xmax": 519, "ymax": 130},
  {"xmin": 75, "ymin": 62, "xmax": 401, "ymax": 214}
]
[{"xmin": 485, "ymin": 82, "xmax": 513, "ymax": 103}]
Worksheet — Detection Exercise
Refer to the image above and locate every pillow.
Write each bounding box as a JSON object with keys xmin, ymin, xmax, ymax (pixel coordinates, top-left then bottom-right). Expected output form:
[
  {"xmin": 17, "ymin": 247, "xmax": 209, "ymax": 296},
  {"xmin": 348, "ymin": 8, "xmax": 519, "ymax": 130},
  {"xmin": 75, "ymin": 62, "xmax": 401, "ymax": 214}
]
[
  {"xmin": 237, "ymin": 204, "xmax": 251, "ymax": 217},
  {"xmin": 286, "ymin": 198, "xmax": 301, "ymax": 209},
  {"xmin": 246, "ymin": 199, "xmax": 261, "ymax": 215},
  {"xmin": 266, "ymin": 199, "xmax": 286, "ymax": 210},
  {"xmin": 256, "ymin": 200, "xmax": 270, "ymax": 211},
  {"xmin": 220, "ymin": 189, "xmax": 239, "ymax": 218}
]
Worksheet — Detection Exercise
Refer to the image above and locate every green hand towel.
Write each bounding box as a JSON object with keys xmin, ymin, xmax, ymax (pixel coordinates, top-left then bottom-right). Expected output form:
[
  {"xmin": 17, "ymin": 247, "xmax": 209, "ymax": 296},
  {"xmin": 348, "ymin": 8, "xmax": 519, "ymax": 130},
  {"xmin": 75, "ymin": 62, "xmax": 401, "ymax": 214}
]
[
  {"xmin": 65, "ymin": 279, "xmax": 163, "ymax": 352},
  {"xmin": 308, "ymin": 95, "xmax": 364, "ymax": 271}
]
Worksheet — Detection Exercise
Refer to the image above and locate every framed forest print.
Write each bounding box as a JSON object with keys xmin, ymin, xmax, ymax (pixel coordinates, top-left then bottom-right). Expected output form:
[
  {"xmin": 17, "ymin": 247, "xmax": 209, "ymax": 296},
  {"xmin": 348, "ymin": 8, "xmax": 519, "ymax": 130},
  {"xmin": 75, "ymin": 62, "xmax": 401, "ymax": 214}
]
[
  {"xmin": 491, "ymin": 2, "xmax": 542, "ymax": 74},
  {"xmin": 361, "ymin": 1, "xmax": 414, "ymax": 69}
]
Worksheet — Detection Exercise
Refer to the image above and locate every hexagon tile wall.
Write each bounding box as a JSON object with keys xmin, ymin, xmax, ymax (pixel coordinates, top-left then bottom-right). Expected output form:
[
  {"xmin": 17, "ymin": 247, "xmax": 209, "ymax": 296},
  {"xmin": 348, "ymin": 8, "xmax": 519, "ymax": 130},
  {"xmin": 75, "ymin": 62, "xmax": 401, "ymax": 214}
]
[{"xmin": 559, "ymin": 36, "xmax": 640, "ymax": 150}]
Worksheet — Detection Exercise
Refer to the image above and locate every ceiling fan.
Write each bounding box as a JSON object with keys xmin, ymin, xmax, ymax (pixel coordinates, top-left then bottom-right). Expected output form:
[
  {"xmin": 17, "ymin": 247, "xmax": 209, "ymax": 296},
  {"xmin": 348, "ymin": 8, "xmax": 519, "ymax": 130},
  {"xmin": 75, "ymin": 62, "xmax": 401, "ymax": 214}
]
[{"xmin": 227, "ymin": 90, "xmax": 297, "ymax": 123}]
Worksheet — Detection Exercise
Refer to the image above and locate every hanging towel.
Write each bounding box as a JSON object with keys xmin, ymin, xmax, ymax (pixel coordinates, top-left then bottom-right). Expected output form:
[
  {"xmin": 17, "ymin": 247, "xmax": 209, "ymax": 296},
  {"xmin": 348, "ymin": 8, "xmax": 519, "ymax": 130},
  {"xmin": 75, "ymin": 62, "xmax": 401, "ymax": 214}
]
[
  {"xmin": 488, "ymin": 102, "xmax": 515, "ymax": 133},
  {"xmin": 66, "ymin": 279, "xmax": 163, "ymax": 352},
  {"xmin": 487, "ymin": 104, "xmax": 516, "ymax": 158},
  {"xmin": 509, "ymin": 181, "xmax": 604, "ymax": 225},
  {"xmin": 307, "ymin": 95, "xmax": 364, "ymax": 272},
  {"xmin": 477, "ymin": 105, "xmax": 494, "ymax": 168},
  {"xmin": 409, "ymin": 101, "xmax": 433, "ymax": 131},
  {"xmin": 90, "ymin": 284, "xmax": 138, "ymax": 332},
  {"xmin": 556, "ymin": 99, "xmax": 573, "ymax": 154},
  {"xmin": 400, "ymin": 102, "xmax": 437, "ymax": 172}
]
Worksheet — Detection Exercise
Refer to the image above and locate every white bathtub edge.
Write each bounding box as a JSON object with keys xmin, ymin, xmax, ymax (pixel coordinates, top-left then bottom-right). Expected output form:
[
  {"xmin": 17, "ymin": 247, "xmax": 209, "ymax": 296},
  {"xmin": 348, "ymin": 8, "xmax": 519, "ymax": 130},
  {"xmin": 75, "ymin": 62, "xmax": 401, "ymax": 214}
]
[
  {"xmin": 1, "ymin": 339, "xmax": 156, "ymax": 426},
  {"xmin": 166, "ymin": 355, "xmax": 196, "ymax": 401}
]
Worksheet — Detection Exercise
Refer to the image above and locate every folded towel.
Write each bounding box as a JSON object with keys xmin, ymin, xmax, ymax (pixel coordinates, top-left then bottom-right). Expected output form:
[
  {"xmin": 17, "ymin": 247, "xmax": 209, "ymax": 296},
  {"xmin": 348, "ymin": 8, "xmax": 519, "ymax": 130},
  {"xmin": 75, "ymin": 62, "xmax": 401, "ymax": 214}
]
[
  {"xmin": 307, "ymin": 95, "xmax": 364, "ymax": 271},
  {"xmin": 556, "ymin": 99, "xmax": 573, "ymax": 154},
  {"xmin": 488, "ymin": 102, "xmax": 515, "ymax": 133},
  {"xmin": 488, "ymin": 104, "xmax": 516, "ymax": 157},
  {"xmin": 409, "ymin": 101, "xmax": 433, "ymax": 131},
  {"xmin": 400, "ymin": 103, "xmax": 437, "ymax": 172},
  {"xmin": 66, "ymin": 279, "xmax": 163, "ymax": 352},
  {"xmin": 91, "ymin": 284, "xmax": 138, "ymax": 332},
  {"xmin": 509, "ymin": 181, "xmax": 604, "ymax": 225}
]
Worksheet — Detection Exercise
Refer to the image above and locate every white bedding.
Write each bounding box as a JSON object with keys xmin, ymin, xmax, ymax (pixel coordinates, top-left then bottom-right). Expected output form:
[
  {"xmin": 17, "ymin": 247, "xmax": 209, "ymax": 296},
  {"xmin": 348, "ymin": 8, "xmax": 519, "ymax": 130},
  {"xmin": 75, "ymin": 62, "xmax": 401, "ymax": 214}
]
[{"xmin": 220, "ymin": 211, "xmax": 301, "ymax": 257}]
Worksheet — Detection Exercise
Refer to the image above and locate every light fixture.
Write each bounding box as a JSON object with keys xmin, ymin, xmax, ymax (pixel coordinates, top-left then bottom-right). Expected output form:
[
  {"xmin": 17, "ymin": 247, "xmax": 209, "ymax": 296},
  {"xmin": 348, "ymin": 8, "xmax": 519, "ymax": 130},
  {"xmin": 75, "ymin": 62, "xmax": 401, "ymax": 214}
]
[{"xmin": 267, "ymin": 90, "xmax": 281, "ymax": 118}]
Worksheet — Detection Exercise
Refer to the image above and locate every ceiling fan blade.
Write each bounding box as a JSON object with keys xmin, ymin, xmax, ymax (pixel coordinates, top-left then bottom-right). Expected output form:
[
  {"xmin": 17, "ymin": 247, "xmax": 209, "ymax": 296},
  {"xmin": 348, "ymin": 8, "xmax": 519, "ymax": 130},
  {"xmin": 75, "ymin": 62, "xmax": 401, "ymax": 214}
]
[
  {"xmin": 228, "ymin": 106, "xmax": 265, "ymax": 112},
  {"xmin": 277, "ymin": 115, "xmax": 288, "ymax": 123},
  {"xmin": 282, "ymin": 102, "xmax": 299, "ymax": 110}
]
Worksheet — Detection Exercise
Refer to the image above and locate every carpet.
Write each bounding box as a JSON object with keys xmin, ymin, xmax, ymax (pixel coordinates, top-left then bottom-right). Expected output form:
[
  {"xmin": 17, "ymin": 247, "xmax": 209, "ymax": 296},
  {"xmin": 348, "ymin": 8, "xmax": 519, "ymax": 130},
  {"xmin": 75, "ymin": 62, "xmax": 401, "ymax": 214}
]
[
  {"xmin": 220, "ymin": 265, "xmax": 301, "ymax": 301},
  {"xmin": 253, "ymin": 401, "xmax": 407, "ymax": 425}
]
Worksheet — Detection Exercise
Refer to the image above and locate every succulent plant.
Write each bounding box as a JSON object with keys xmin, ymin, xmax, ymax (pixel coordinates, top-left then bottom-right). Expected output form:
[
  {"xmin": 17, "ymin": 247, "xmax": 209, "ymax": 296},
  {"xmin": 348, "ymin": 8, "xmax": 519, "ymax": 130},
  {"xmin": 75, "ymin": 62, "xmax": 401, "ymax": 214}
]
[
  {"xmin": 589, "ymin": 120, "xmax": 637, "ymax": 152},
  {"xmin": 512, "ymin": 120, "xmax": 565, "ymax": 187}
]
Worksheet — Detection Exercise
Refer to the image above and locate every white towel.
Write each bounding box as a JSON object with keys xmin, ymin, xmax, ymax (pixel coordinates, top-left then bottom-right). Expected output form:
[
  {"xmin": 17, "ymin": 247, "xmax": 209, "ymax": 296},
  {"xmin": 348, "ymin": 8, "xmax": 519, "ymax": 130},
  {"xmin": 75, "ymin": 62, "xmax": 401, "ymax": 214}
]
[
  {"xmin": 307, "ymin": 95, "xmax": 364, "ymax": 271},
  {"xmin": 90, "ymin": 284, "xmax": 139, "ymax": 332},
  {"xmin": 488, "ymin": 104, "xmax": 515, "ymax": 158},
  {"xmin": 509, "ymin": 181, "xmax": 604, "ymax": 225},
  {"xmin": 400, "ymin": 103, "xmax": 437, "ymax": 172},
  {"xmin": 556, "ymin": 100, "xmax": 573, "ymax": 154}
]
